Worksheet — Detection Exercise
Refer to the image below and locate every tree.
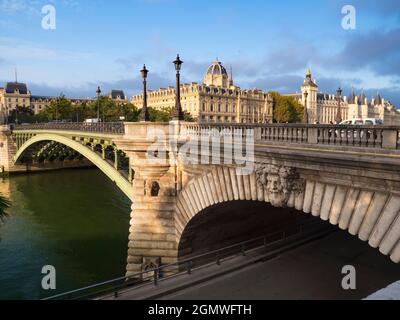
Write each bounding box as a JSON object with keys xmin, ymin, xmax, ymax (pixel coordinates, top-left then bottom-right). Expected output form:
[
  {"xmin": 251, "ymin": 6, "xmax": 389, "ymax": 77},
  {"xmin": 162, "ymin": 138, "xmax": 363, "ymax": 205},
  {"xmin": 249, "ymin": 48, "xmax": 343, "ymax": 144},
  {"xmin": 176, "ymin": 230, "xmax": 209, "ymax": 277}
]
[
  {"xmin": 148, "ymin": 107, "xmax": 171, "ymax": 122},
  {"xmin": 43, "ymin": 96, "xmax": 73, "ymax": 121},
  {"xmin": 269, "ymin": 91, "xmax": 304, "ymax": 123},
  {"xmin": 0, "ymin": 194, "xmax": 10, "ymax": 223},
  {"xmin": 8, "ymin": 106, "xmax": 35, "ymax": 124}
]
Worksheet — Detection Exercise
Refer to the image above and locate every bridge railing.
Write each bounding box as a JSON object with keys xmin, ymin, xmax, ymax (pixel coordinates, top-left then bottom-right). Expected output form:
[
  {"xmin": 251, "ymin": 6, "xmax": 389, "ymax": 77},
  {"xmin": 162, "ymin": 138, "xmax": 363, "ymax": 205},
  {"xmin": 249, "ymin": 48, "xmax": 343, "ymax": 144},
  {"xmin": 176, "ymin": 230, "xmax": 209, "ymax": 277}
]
[
  {"xmin": 12, "ymin": 122, "xmax": 125, "ymax": 135},
  {"xmin": 181, "ymin": 123, "xmax": 400, "ymax": 150}
]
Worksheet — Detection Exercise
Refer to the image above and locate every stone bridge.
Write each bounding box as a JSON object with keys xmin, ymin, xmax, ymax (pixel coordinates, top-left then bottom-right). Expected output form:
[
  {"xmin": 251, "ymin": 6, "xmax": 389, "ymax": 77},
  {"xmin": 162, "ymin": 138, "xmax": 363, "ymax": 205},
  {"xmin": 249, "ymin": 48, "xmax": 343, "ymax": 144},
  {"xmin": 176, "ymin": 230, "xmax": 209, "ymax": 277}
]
[{"xmin": 2, "ymin": 121, "xmax": 400, "ymax": 275}]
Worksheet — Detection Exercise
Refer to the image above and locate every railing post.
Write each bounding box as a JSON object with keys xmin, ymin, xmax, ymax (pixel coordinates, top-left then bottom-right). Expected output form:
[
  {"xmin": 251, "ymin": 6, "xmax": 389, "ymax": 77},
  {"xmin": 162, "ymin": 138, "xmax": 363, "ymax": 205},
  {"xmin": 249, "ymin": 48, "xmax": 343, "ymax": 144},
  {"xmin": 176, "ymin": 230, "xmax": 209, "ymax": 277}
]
[
  {"xmin": 254, "ymin": 126, "xmax": 262, "ymax": 143},
  {"xmin": 382, "ymin": 128, "xmax": 398, "ymax": 149},
  {"xmin": 114, "ymin": 149, "xmax": 119, "ymax": 170},
  {"xmin": 307, "ymin": 126, "xmax": 318, "ymax": 144},
  {"xmin": 154, "ymin": 268, "xmax": 158, "ymax": 286}
]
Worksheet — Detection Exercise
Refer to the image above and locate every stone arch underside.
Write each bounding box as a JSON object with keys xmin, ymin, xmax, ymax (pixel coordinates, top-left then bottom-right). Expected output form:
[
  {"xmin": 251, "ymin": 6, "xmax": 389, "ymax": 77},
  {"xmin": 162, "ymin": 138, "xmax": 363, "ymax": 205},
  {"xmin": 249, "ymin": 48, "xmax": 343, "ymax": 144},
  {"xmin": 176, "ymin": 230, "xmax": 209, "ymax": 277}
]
[
  {"xmin": 175, "ymin": 166, "xmax": 400, "ymax": 263},
  {"xmin": 14, "ymin": 134, "xmax": 133, "ymax": 200}
]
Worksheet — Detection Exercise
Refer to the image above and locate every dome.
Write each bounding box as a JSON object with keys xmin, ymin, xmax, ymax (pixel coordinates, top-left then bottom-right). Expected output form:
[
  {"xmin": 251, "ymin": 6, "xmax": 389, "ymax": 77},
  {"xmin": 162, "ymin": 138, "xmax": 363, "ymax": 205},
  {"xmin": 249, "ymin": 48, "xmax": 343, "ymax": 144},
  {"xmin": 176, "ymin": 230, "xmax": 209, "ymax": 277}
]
[{"xmin": 206, "ymin": 60, "xmax": 228, "ymax": 77}]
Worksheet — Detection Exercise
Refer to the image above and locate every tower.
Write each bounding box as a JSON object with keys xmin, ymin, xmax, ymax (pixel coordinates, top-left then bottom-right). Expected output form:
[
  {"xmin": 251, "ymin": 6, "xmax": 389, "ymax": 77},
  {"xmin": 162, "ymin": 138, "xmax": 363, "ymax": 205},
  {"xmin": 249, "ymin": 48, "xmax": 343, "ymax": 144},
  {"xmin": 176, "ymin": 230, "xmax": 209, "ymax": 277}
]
[
  {"xmin": 301, "ymin": 68, "xmax": 318, "ymax": 123},
  {"xmin": 347, "ymin": 87, "xmax": 358, "ymax": 119},
  {"xmin": 358, "ymin": 90, "xmax": 369, "ymax": 119}
]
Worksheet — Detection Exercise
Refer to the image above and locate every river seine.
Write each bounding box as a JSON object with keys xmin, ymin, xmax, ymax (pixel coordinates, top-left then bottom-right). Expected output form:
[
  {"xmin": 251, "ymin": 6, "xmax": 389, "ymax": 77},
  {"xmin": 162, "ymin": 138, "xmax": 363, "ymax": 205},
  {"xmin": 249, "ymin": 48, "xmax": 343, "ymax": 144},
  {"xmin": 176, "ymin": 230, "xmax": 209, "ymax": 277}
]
[{"xmin": 0, "ymin": 169, "xmax": 130, "ymax": 300}]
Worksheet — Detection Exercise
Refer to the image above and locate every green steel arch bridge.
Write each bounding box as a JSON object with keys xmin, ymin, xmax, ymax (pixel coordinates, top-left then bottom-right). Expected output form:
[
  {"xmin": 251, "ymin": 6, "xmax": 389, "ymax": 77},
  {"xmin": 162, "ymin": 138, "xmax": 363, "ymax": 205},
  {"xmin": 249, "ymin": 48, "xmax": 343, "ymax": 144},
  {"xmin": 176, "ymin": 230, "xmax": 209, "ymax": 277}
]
[{"xmin": 11, "ymin": 122, "xmax": 133, "ymax": 200}]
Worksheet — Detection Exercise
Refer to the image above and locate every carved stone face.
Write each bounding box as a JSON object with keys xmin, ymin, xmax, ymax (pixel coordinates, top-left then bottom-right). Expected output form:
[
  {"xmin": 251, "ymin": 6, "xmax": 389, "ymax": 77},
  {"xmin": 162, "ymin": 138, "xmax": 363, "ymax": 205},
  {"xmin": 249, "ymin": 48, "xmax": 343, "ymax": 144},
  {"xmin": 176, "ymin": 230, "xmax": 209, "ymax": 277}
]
[
  {"xmin": 266, "ymin": 174, "xmax": 281, "ymax": 194},
  {"xmin": 256, "ymin": 164, "xmax": 304, "ymax": 208},
  {"xmin": 267, "ymin": 173, "xmax": 286, "ymax": 207}
]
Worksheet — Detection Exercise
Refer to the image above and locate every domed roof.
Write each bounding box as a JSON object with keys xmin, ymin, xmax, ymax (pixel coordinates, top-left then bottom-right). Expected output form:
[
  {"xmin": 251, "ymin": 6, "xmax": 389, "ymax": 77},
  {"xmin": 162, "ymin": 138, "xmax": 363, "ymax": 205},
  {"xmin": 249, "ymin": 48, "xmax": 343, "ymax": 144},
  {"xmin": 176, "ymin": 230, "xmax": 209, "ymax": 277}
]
[{"xmin": 206, "ymin": 60, "xmax": 228, "ymax": 77}]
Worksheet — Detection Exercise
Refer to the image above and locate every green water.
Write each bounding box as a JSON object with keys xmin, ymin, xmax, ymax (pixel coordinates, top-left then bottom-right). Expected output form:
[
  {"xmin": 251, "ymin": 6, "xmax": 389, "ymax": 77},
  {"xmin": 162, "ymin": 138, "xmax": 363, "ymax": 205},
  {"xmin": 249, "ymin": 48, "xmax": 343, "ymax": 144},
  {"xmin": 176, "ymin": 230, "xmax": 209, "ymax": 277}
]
[{"xmin": 0, "ymin": 169, "xmax": 131, "ymax": 300}]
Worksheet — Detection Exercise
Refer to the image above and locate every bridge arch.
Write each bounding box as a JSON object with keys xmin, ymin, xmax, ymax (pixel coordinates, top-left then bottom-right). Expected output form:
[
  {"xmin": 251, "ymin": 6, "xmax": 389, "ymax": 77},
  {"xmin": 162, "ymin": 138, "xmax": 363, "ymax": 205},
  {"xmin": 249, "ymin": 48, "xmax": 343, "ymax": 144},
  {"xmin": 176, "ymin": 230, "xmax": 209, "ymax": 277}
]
[
  {"xmin": 175, "ymin": 165, "xmax": 400, "ymax": 263},
  {"xmin": 14, "ymin": 133, "xmax": 133, "ymax": 200}
]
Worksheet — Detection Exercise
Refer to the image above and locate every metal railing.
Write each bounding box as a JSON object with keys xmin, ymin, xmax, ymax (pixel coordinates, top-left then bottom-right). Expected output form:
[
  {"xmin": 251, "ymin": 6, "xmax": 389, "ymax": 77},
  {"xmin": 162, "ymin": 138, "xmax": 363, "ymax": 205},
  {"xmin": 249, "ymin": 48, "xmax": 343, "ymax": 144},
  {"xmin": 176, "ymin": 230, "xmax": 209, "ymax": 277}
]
[
  {"xmin": 43, "ymin": 219, "xmax": 329, "ymax": 300},
  {"xmin": 12, "ymin": 122, "xmax": 125, "ymax": 135}
]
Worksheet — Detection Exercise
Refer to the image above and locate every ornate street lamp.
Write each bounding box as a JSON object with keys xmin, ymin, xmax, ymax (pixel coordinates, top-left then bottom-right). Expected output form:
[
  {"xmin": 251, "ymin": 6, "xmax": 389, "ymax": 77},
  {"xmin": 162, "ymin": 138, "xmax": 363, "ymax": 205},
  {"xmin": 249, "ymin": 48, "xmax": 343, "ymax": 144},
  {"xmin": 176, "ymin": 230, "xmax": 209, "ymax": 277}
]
[
  {"xmin": 139, "ymin": 64, "xmax": 150, "ymax": 122},
  {"xmin": 303, "ymin": 91, "xmax": 309, "ymax": 124},
  {"xmin": 335, "ymin": 87, "xmax": 343, "ymax": 124},
  {"xmin": 172, "ymin": 54, "xmax": 184, "ymax": 121},
  {"xmin": 96, "ymin": 86, "xmax": 101, "ymax": 121}
]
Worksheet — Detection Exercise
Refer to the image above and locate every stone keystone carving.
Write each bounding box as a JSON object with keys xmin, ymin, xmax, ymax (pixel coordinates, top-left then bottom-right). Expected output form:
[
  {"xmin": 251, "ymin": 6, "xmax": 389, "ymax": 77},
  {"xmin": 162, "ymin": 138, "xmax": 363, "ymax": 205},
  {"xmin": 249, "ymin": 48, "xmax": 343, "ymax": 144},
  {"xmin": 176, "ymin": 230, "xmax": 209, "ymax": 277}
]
[{"xmin": 255, "ymin": 164, "xmax": 305, "ymax": 207}]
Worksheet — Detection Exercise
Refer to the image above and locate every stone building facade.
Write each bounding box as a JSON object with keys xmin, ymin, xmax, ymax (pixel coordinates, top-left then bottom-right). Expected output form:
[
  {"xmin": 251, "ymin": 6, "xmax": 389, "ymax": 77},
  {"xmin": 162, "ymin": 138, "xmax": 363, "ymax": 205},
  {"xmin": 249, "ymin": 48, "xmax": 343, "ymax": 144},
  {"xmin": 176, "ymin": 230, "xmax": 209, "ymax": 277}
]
[
  {"xmin": 0, "ymin": 81, "xmax": 127, "ymax": 118},
  {"xmin": 131, "ymin": 60, "xmax": 274, "ymax": 124},
  {"xmin": 0, "ymin": 82, "xmax": 31, "ymax": 116},
  {"xmin": 286, "ymin": 69, "xmax": 400, "ymax": 125}
]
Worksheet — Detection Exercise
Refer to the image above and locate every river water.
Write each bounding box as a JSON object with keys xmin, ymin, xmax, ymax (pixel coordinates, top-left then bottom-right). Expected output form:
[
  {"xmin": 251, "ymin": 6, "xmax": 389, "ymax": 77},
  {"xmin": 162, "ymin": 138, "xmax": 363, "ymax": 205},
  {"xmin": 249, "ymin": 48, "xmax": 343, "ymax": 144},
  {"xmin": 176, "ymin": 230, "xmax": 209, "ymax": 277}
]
[{"xmin": 0, "ymin": 169, "xmax": 131, "ymax": 300}]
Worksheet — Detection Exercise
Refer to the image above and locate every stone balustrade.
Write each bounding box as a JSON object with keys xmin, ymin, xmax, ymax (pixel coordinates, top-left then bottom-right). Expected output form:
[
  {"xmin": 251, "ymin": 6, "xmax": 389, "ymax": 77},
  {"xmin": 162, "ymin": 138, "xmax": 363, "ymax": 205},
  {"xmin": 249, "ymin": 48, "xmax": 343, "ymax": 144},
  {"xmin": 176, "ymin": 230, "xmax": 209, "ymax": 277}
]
[{"xmin": 180, "ymin": 123, "xmax": 400, "ymax": 150}]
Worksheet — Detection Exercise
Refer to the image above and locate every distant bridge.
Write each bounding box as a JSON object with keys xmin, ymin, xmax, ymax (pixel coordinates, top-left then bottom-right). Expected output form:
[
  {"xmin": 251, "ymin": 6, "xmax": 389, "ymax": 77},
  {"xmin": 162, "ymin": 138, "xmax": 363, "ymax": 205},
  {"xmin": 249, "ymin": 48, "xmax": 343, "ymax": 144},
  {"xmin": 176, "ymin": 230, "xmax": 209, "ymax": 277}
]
[
  {"xmin": 9, "ymin": 123, "xmax": 133, "ymax": 200},
  {"xmin": 1, "ymin": 122, "xmax": 400, "ymax": 275}
]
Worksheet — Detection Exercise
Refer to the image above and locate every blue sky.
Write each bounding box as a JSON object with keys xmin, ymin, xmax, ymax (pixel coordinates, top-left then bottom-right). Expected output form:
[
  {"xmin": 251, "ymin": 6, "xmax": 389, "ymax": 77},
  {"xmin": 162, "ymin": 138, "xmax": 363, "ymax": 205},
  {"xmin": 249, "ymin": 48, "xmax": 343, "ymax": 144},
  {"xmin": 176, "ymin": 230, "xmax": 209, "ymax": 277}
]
[{"xmin": 0, "ymin": 0, "xmax": 399, "ymax": 105}]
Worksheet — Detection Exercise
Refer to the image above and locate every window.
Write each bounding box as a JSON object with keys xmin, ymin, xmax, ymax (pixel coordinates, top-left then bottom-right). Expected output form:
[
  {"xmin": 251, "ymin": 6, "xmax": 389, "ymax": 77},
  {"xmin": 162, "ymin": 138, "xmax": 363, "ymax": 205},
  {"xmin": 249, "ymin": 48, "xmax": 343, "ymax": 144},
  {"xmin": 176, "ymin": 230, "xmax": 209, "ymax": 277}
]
[
  {"xmin": 226, "ymin": 104, "xmax": 229, "ymax": 113},
  {"xmin": 218, "ymin": 104, "xmax": 221, "ymax": 112},
  {"xmin": 202, "ymin": 102, "xmax": 206, "ymax": 111},
  {"xmin": 210, "ymin": 103, "xmax": 214, "ymax": 112}
]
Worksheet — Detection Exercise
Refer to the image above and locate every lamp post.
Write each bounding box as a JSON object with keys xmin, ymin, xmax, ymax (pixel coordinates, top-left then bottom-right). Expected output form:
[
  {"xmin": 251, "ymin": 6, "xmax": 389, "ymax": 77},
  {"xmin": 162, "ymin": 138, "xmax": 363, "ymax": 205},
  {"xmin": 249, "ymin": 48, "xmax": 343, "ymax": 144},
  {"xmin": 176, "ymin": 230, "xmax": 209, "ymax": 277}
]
[
  {"xmin": 139, "ymin": 64, "xmax": 150, "ymax": 122},
  {"xmin": 303, "ymin": 91, "xmax": 309, "ymax": 124},
  {"xmin": 335, "ymin": 87, "xmax": 343, "ymax": 124},
  {"xmin": 172, "ymin": 54, "xmax": 184, "ymax": 121},
  {"xmin": 96, "ymin": 86, "xmax": 101, "ymax": 122}
]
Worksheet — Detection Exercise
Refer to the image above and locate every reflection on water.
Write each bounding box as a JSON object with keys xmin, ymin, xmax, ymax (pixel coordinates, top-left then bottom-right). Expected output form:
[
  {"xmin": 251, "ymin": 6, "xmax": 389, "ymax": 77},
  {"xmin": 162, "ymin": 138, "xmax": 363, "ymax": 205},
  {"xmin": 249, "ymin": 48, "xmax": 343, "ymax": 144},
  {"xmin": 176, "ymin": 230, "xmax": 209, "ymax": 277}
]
[{"xmin": 0, "ymin": 169, "xmax": 130, "ymax": 300}]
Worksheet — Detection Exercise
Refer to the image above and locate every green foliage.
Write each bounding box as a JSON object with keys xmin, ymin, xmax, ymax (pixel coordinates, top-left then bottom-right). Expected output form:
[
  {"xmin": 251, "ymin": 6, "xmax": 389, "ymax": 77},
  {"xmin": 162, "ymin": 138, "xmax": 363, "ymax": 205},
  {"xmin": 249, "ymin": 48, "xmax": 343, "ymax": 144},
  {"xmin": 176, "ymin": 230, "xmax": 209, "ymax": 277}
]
[
  {"xmin": 33, "ymin": 95, "xmax": 196, "ymax": 123},
  {"xmin": 8, "ymin": 106, "xmax": 34, "ymax": 124},
  {"xmin": 269, "ymin": 91, "xmax": 304, "ymax": 123},
  {"xmin": 44, "ymin": 96, "xmax": 73, "ymax": 121}
]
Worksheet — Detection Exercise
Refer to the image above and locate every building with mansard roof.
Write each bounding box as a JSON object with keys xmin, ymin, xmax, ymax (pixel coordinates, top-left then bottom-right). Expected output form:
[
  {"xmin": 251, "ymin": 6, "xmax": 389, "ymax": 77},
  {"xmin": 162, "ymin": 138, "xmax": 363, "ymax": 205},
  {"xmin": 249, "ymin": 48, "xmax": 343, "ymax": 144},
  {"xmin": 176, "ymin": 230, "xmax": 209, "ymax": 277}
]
[
  {"xmin": 131, "ymin": 59, "xmax": 274, "ymax": 123},
  {"xmin": 285, "ymin": 69, "xmax": 400, "ymax": 125},
  {"xmin": 0, "ymin": 78, "xmax": 128, "ymax": 117}
]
